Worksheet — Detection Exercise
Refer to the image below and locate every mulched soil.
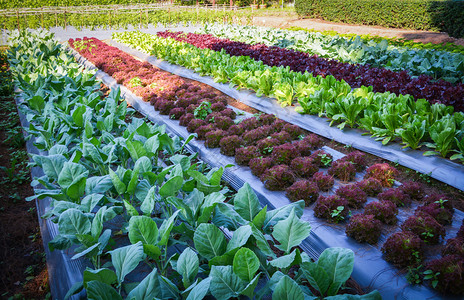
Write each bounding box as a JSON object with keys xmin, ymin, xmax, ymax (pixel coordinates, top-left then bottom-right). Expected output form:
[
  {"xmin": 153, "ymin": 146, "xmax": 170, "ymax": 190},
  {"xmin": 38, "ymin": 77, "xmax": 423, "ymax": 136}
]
[{"xmin": 0, "ymin": 94, "xmax": 49, "ymax": 299}]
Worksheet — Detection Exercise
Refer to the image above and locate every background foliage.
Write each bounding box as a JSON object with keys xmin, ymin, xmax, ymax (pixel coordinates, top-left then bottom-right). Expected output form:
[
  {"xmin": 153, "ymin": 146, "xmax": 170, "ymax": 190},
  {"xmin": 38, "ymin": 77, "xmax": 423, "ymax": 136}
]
[{"xmin": 294, "ymin": 0, "xmax": 464, "ymax": 38}]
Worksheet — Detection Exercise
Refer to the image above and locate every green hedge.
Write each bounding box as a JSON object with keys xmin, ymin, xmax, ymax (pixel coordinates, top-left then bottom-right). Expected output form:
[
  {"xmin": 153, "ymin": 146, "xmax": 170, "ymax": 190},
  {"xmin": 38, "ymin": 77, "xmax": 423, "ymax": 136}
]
[
  {"xmin": 0, "ymin": 0, "xmax": 157, "ymax": 9},
  {"xmin": 294, "ymin": 0, "xmax": 464, "ymax": 38}
]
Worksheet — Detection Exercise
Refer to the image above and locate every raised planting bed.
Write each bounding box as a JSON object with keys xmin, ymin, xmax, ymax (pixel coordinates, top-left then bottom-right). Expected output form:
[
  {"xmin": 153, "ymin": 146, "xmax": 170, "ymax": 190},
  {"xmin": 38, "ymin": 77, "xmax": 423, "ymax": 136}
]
[
  {"xmin": 96, "ymin": 32, "xmax": 464, "ymax": 193},
  {"xmin": 11, "ymin": 30, "xmax": 382, "ymax": 300},
  {"xmin": 67, "ymin": 35, "xmax": 464, "ymax": 298},
  {"xmin": 198, "ymin": 24, "xmax": 464, "ymax": 84}
]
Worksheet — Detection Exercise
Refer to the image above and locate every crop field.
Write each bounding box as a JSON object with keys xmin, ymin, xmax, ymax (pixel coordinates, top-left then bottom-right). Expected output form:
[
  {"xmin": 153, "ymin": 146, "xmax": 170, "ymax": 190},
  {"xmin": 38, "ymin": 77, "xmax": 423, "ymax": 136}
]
[{"xmin": 2, "ymin": 9, "xmax": 464, "ymax": 300}]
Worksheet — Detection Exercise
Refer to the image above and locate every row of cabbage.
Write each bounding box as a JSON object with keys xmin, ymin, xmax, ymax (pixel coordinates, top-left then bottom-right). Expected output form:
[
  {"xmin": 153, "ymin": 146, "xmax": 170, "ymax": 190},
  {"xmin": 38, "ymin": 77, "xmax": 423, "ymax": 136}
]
[
  {"xmin": 9, "ymin": 30, "xmax": 380, "ymax": 300},
  {"xmin": 112, "ymin": 31, "xmax": 464, "ymax": 164},
  {"xmin": 198, "ymin": 24, "xmax": 464, "ymax": 84}
]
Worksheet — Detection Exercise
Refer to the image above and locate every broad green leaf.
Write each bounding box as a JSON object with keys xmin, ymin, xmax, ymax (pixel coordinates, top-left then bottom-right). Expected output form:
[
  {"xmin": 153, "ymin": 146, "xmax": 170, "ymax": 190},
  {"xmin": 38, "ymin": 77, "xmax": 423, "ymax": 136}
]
[
  {"xmin": 233, "ymin": 248, "xmax": 260, "ymax": 282},
  {"xmin": 252, "ymin": 205, "xmax": 267, "ymax": 229},
  {"xmin": 240, "ymin": 274, "xmax": 260, "ymax": 298},
  {"xmin": 177, "ymin": 248, "xmax": 199, "ymax": 288},
  {"xmin": 83, "ymin": 268, "xmax": 117, "ymax": 287},
  {"xmin": 159, "ymin": 176, "xmax": 183, "ymax": 197},
  {"xmin": 269, "ymin": 249, "xmax": 300, "ymax": 269},
  {"xmin": 227, "ymin": 225, "xmax": 252, "ymax": 252},
  {"xmin": 123, "ymin": 200, "xmax": 139, "ymax": 217},
  {"xmin": 91, "ymin": 206, "xmax": 118, "ymax": 237},
  {"xmin": 140, "ymin": 186, "xmax": 156, "ymax": 216},
  {"xmin": 109, "ymin": 167, "xmax": 126, "ymax": 195},
  {"xmin": 263, "ymin": 200, "xmax": 304, "ymax": 231},
  {"xmin": 109, "ymin": 241, "xmax": 144, "ymax": 285},
  {"xmin": 186, "ymin": 278, "xmax": 211, "ymax": 300},
  {"xmin": 272, "ymin": 209, "xmax": 311, "ymax": 253},
  {"xmin": 158, "ymin": 210, "xmax": 180, "ymax": 246},
  {"xmin": 272, "ymin": 275, "xmax": 304, "ymax": 300},
  {"xmin": 318, "ymin": 247, "xmax": 354, "ymax": 296},
  {"xmin": 301, "ymin": 261, "xmax": 331, "ymax": 296},
  {"xmin": 234, "ymin": 182, "xmax": 261, "ymax": 221},
  {"xmin": 193, "ymin": 223, "xmax": 227, "ymax": 260},
  {"xmin": 86, "ymin": 281, "xmax": 122, "ymax": 300},
  {"xmin": 210, "ymin": 265, "xmax": 246, "ymax": 300},
  {"xmin": 145, "ymin": 134, "xmax": 160, "ymax": 155},
  {"xmin": 58, "ymin": 208, "xmax": 91, "ymax": 236},
  {"xmin": 128, "ymin": 216, "xmax": 159, "ymax": 245},
  {"xmin": 250, "ymin": 224, "xmax": 275, "ymax": 258},
  {"xmin": 126, "ymin": 269, "xmax": 161, "ymax": 300},
  {"xmin": 80, "ymin": 194, "xmax": 104, "ymax": 213},
  {"xmin": 85, "ymin": 175, "xmax": 113, "ymax": 195},
  {"xmin": 57, "ymin": 162, "xmax": 88, "ymax": 189}
]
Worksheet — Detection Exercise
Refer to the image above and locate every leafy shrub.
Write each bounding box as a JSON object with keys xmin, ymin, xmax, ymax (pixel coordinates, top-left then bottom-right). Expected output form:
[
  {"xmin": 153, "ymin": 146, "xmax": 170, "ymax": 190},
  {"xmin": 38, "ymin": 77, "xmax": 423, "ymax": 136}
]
[
  {"xmin": 335, "ymin": 184, "xmax": 367, "ymax": 209},
  {"xmin": 381, "ymin": 231, "xmax": 423, "ymax": 268},
  {"xmin": 283, "ymin": 124, "xmax": 303, "ymax": 139},
  {"xmin": 219, "ymin": 135, "xmax": 243, "ymax": 156},
  {"xmin": 442, "ymin": 238, "xmax": 464, "ymax": 259},
  {"xmin": 314, "ymin": 195, "xmax": 349, "ymax": 223},
  {"xmin": 286, "ymin": 180, "xmax": 320, "ymax": 205},
  {"xmin": 195, "ymin": 124, "xmax": 216, "ymax": 140},
  {"xmin": 261, "ymin": 165, "xmax": 296, "ymax": 191},
  {"xmin": 205, "ymin": 130, "xmax": 227, "ymax": 148},
  {"xmin": 270, "ymin": 131, "xmax": 293, "ymax": 143},
  {"xmin": 310, "ymin": 150, "xmax": 333, "ymax": 168},
  {"xmin": 257, "ymin": 114, "xmax": 277, "ymax": 126},
  {"xmin": 238, "ymin": 117, "xmax": 259, "ymax": 131},
  {"xmin": 227, "ymin": 124, "xmax": 244, "ymax": 136},
  {"xmin": 169, "ymin": 107, "xmax": 185, "ymax": 120},
  {"xmin": 346, "ymin": 214, "xmax": 382, "ymax": 244},
  {"xmin": 301, "ymin": 134, "xmax": 323, "ymax": 150},
  {"xmin": 328, "ymin": 161, "xmax": 356, "ymax": 182},
  {"xmin": 356, "ymin": 178, "xmax": 383, "ymax": 196},
  {"xmin": 339, "ymin": 151, "xmax": 367, "ymax": 172},
  {"xmin": 425, "ymin": 255, "xmax": 464, "ymax": 295},
  {"xmin": 271, "ymin": 119, "xmax": 287, "ymax": 132},
  {"xmin": 364, "ymin": 201, "xmax": 398, "ymax": 225},
  {"xmin": 364, "ymin": 163, "xmax": 398, "ymax": 187},
  {"xmin": 211, "ymin": 102, "xmax": 226, "ymax": 112},
  {"xmin": 221, "ymin": 108, "xmax": 237, "ymax": 119},
  {"xmin": 159, "ymin": 100, "xmax": 177, "ymax": 115},
  {"xmin": 401, "ymin": 212, "xmax": 446, "ymax": 244},
  {"xmin": 294, "ymin": 0, "xmax": 464, "ymax": 39},
  {"xmin": 179, "ymin": 113, "xmax": 194, "ymax": 127},
  {"xmin": 424, "ymin": 193, "xmax": 453, "ymax": 210},
  {"xmin": 242, "ymin": 126, "xmax": 272, "ymax": 145},
  {"xmin": 256, "ymin": 138, "xmax": 280, "ymax": 155},
  {"xmin": 210, "ymin": 115, "xmax": 234, "ymax": 131},
  {"xmin": 311, "ymin": 172, "xmax": 334, "ymax": 191},
  {"xmin": 235, "ymin": 146, "xmax": 259, "ymax": 166},
  {"xmin": 416, "ymin": 202, "xmax": 454, "ymax": 225},
  {"xmin": 186, "ymin": 118, "xmax": 206, "ymax": 133},
  {"xmin": 176, "ymin": 97, "xmax": 196, "ymax": 108},
  {"xmin": 290, "ymin": 157, "xmax": 319, "ymax": 178},
  {"xmin": 378, "ymin": 188, "xmax": 411, "ymax": 207},
  {"xmin": 399, "ymin": 181, "xmax": 424, "ymax": 201},
  {"xmin": 271, "ymin": 143, "xmax": 299, "ymax": 165},
  {"xmin": 294, "ymin": 140, "xmax": 313, "ymax": 157},
  {"xmin": 186, "ymin": 104, "xmax": 199, "ymax": 114},
  {"xmin": 249, "ymin": 157, "xmax": 274, "ymax": 177}
]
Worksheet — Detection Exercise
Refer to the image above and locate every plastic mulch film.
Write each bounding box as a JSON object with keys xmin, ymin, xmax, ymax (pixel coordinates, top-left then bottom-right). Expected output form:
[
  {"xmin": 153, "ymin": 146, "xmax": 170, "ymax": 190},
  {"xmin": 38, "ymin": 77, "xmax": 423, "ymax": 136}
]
[
  {"xmin": 67, "ymin": 47, "xmax": 464, "ymax": 299},
  {"xmin": 97, "ymin": 35, "xmax": 464, "ymax": 193}
]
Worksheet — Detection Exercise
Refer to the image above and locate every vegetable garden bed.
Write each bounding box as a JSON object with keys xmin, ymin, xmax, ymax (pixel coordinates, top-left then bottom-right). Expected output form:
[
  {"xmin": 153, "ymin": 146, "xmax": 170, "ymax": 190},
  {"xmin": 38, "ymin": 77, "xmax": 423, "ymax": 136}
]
[{"xmin": 62, "ymin": 33, "xmax": 462, "ymax": 298}]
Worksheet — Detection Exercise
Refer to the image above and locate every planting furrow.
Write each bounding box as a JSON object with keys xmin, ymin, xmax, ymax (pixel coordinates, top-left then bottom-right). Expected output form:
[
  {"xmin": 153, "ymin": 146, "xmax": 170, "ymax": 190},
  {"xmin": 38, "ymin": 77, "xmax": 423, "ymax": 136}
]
[
  {"xmin": 111, "ymin": 31, "xmax": 464, "ymax": 191},
  {"xmin": 157, "ymin": 30, "xmax": 464, "ymax": 111},
  {"xmin": 13, "ymin": 30, "xmax": 385, "ymax": 300},
  {"xmin": 69, "ymin": 36, "xmax": 464, "ymax": 297},
  {"xmin": 198, "ymin": 24, "xmax": 464, "ymax": 84}
]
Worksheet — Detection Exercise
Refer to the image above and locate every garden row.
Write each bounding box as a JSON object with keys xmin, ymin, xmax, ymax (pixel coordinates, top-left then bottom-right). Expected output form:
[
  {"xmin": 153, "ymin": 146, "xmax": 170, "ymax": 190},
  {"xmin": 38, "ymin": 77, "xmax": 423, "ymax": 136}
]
[
  {"xmin": 112, "ymin": 31, "xmax": 464, "ymax": 165},
  {"xmin": 12, "ymin": 29, "xmax": 380, "ymax": 299},
  {"xmin": 294, "ymin": 0, "xmax": 464, "ymax": 39},
  {"xmin": 3, "ymin": 9, "xmax": 251, "ymax": 31},
  {"xmin": 199, "ymin": 24, "xmax": 464, "ymax": 83},
  {"xmin": 285, "ymin": 26, "xmax": 464, "ymax": 56},
  {"xmin": 70, "ymin": 36, "xmax": 464, "ymax": 295},
  {"xmin": 158, "ymin": 30, "xmax": 464, "ymax": 106}
]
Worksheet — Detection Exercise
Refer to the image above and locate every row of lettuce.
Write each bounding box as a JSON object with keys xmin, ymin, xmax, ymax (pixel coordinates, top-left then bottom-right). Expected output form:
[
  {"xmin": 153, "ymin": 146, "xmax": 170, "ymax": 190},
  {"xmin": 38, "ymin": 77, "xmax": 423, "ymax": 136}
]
[
  {"xmin": 199, "ymin": 24, "xmax": 464, "ymax": 84},
  {"xmin": 10, "ymin": 30, "xmax": 381, "ymax": 299},
  {"xmin": 112, "ymin": 31, "xmax": 464, "ymax": 164},
  {"xmin": 285, "ymin": 27, "xmax": 464, "ymax": 56}
]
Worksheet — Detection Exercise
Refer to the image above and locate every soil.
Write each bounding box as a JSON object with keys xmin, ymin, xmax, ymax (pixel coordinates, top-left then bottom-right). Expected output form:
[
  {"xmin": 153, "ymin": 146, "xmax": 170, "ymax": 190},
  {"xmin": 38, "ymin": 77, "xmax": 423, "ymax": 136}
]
[
  {"xmin": 0, "ymin": 95, "xmax": 49, "ymax": 299},
  {"xmin": 252, "ymin": 15, "xmax": 464, "ymax": 46}
]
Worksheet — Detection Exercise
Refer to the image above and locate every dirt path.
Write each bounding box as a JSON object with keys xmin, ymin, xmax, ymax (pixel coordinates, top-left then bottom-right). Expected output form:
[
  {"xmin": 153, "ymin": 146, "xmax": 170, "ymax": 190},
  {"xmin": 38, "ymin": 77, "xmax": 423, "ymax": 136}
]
[{"xmin": 252, "ymin": 16, "xmax": 464, "ymax": 46}]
